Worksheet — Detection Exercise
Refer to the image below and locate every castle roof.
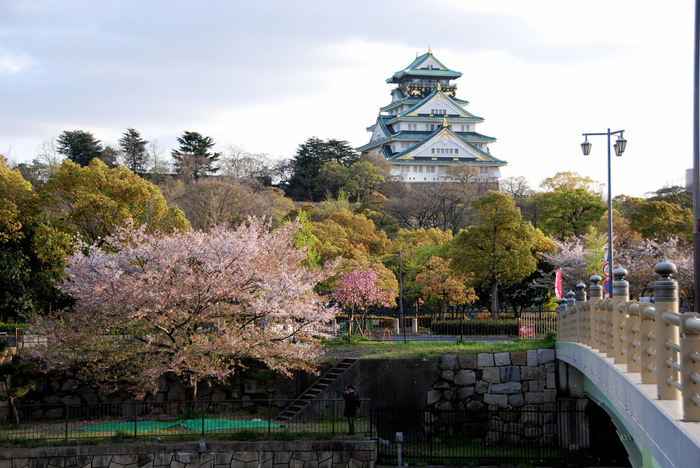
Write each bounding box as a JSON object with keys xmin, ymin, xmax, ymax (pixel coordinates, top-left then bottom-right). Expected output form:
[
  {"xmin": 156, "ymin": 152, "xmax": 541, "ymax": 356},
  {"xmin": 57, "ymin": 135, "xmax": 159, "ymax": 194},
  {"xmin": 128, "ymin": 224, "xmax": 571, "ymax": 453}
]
[{"xmin": 387, "ymin": 50, "xmax": 462, "ymax": 83}]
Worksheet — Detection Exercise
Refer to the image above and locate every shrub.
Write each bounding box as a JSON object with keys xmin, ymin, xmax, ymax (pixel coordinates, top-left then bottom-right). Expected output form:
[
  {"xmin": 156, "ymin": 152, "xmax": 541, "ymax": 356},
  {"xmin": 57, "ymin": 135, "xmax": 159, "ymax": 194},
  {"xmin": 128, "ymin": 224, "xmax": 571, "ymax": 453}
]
[{"xmin": 430, "ymin": 319, "xmax": 519, "ymax": 336}]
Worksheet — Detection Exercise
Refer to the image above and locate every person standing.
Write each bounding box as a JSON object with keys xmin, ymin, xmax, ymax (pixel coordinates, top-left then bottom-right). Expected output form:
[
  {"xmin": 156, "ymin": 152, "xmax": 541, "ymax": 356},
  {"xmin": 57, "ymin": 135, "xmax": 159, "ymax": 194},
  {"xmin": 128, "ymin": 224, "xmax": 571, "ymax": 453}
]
[{"xmin": 342, "ymin": 385, "xmax": 359, "ymax": 435}]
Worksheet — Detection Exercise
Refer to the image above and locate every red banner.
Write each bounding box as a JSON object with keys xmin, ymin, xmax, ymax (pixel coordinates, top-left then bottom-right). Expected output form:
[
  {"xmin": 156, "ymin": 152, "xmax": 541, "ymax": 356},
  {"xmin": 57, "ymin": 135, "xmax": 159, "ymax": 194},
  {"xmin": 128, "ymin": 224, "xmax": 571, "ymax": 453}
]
[{"xmin": 555, "ymin": 269, "xmax": 562, "ymax": 299}]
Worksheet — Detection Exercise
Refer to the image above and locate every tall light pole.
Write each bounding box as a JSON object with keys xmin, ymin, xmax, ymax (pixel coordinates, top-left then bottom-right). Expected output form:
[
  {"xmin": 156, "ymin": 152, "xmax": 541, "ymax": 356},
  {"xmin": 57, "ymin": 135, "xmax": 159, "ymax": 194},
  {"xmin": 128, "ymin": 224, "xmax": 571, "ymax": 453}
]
[{"xmin": 581, "ymin": 129, "xmax": 627, "ymax": 297}]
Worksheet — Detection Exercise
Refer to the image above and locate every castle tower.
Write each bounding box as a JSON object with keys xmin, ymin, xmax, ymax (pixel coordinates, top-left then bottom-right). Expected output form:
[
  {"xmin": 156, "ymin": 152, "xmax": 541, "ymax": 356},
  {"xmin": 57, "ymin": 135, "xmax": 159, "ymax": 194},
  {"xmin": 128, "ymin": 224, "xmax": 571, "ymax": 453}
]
[{"xmin": 357, "ymin": 49, "xmax": 507, "ymax": 183}]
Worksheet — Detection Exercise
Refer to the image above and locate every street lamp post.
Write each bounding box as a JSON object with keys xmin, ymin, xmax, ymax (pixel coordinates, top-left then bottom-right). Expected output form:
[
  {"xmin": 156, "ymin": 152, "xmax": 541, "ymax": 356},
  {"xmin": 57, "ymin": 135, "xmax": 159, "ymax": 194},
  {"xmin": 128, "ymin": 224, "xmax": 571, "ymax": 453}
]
[{"xmin": 580, "ymin": 129, "xmax": 627, "ymax": 297}]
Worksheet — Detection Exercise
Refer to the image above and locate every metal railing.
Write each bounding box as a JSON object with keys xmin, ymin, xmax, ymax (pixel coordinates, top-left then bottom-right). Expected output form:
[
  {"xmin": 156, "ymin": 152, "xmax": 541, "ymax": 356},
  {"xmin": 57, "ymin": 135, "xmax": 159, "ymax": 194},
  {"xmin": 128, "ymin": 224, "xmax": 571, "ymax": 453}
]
[
  {"xmin": 330, "ymin": 311, "xmax": 556, "ymax": 342},
  {"xmin": 557, "ymin": 260, "xmax": 700, "ymax": 421},
  {"xmin": 371, "ymin": 402, "xmax": 624, "ymax": 466},
  {"xmin": 0, "ymin": 398, "xmax": 371, "ymax": 442}
]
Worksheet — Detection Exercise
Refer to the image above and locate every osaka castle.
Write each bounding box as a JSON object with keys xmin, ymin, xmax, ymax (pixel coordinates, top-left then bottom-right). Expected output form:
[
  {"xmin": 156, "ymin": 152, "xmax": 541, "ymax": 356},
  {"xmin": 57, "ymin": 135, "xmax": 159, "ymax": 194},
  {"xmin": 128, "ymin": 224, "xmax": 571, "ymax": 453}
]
[{"xmin": 357, "ymin": 48, "xmax": 506, "ymax": 183}]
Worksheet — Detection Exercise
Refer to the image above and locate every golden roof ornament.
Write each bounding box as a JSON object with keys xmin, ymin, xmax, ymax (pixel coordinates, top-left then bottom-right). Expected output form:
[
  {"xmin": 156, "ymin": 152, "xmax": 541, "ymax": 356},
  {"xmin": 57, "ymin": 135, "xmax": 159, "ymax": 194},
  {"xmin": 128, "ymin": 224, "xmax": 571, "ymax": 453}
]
[
  {"xmin": 429, "ymin": 45, "xmax": 432, "ymax": 54},
  {"xmin": 442, "ymin": 115, "xmax": 448, "ymax": 127},
  {"xmin": 437, "ymin": 82, "xmax": 441, "ymax": 91}
]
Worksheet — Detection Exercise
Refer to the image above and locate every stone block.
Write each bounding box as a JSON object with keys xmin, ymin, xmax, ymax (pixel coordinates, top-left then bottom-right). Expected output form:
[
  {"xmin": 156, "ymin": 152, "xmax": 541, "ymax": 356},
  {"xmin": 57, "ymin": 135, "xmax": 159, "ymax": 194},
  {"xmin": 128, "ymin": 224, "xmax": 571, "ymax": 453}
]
[
  {"xmin": 60, "ymin": 379, "xmax": 78, "ymax": 392},
  {"xmin": 482, "ymin": 367, "xmax": 500, "ymax": 383},
  {"xmin": 444, "ymin": 390, "xmax": 456, "ymax": 401},
  {"xmin": 491, "ymin": 382, "xmax": 522, "ymax": 394},
  {"xmin": 527, "ymin": 349, "xmax": 538, "ymax": 366},
  {"xmin": 494, "ymin": 352, "xmax": 511, "ymax": 366},
  {"xmin": 488, "ymin": 418, "xmax": 505, "ymax": 432},
  {"xmin": 545, "ymin": 362, "xmax": 556, "ymax": 373},
  {"xmin": 137, "ymin": 455, "xmax": 154, "ymax": 468},
  {"xmin": 274, "ymin": 452, "xmax": 292, "ymax": 464},
  {"xmin": 544, "ymin": 389, "xmax": 557, "ymax": 402},
  {"xmin": 466, "ymin": 400, "xmax": 486, "ymax": 410},
  {"xmin": 508, "ymin": 393, "xmax": 525, "ymax": 407},
  {"xmin": 547, "ymin": 371, "xmax": 556, "ymax": 389},
  {"xmin": 172, "ymin": 454, "xmax": 195, "ymax": 464},
  {"xmin": 441, "ymin": 369, "xmax": 454, "ymax": 381},
  {"xmin": 477, "ymin": 353, "xmax": 494, "ymax": 367},
  {"xmin": 49, "ymin": 457, "xmax": 77, "ymax": 467},
  {"xmin": 458, "ymin": 354, "xmax": 477, "ymax": 369},
  {"xmin": 503, "ymin": 432, "xmax": 521, "ymax": 444},
  {"xmin": 506, "ymin": 422, "xmax": 524, "ymax": 436},
  {"xmin": 435, "ymin": 401, "xmax": 455, "ymax": 411},
  {"xmin": 457, "ymin": 387, "xmax": 475, "ymax": 400},
  {"xmin": 475, "ymin": 381, "xmax": 489, "ymax": 394},
  {"xmin": 76, "ymin": 385, "xmax": 99, "ymax": 405},
  {"xmin": 60, "ymin": 395, "xmax": 81, "ymax": 405},
  {"xmin": 500, "ymin": 366, "xmax": 520, "ymax": 382},
  {"xmin": 213, "ymin": 453, "xmax": 231, "ymax": 465},
  {"xmin": 442, "ymin": 354, "xmax": 458, "ymax": 370},
  {"xmin": 537, "ymin": 348, "xmax": 555, "ymax": 363},
  {"xmin": 154, "ymin": 454, "xmax": 172, "ymax": 467},
  {"xmin": 483, "ymin": 393, "xmax": 508, "ymax": 407},
  {"xmin": 426, "ymin": 389, "xmax": 442, "ymax": 406},
  {"xmin": 291, "ymin": 452, "xmax": 317, "ymax": 462},
  {"xmin": 434, "ymin": 380, "xmax": 450, "ymax": 390},
  {"xmin": 91, "ymin": 456, "xmax": 112, "ymax": 468},
  {"xmin": 487, "ymin": 431, "xmax": 502, "ymax": 442},
  {"xmin": 454, "ymin": 369, "xmax": 476, "ymax": 386},
  {"xmin": 524, "ymin": 392, "xmax": 544, "ymax": 404},
  {"xmin": 525, "ymin": 426, "xmax": 543, "ymax": 439},
  {"xmin": 529, "ymin": 380, "xmax": 545, "ymax": 392},
  {"xmin": 521, "ymin": 366, "xmax": 545, "ymax": 381},
  {"xmin": 244, "ymin": 379, "xmax": 265, "ymax": 394},
  {"xmin": 511, "ymin": 351, "xmax": 527, "ymax": 366}
]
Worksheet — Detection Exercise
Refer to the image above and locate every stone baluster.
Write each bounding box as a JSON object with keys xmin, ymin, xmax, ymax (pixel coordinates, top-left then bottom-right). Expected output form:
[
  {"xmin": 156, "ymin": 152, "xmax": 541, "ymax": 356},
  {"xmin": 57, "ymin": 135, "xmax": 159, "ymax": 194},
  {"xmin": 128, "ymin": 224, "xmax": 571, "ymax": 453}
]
[
  {"xmin": 680, "ymin": 313, "xmax": 700, "ymax": 421},
  {"xmin": 612, "ymin": 266, "xmax": 629, "ymax": 365},
  {"xmin": 654, "ymin": 259, "xmax": 680, "ymax": 400},
  {"xmin": 589, "ymin": 275, "xmax": 603, "ymax": 350},
  {"xmin": 640, "ymin": 302, "xmax": 657, "ymax": 385},
  {"xmin": 626, "ymin": 300, "xmax": 641, "ymax": 373},
  {"xmin": 566, "ymin": 291, "xmax": 576, "ymax": 343},
  {"xmin": 575, "ymin": 281, "xmax": 587, "ymax": 344}
]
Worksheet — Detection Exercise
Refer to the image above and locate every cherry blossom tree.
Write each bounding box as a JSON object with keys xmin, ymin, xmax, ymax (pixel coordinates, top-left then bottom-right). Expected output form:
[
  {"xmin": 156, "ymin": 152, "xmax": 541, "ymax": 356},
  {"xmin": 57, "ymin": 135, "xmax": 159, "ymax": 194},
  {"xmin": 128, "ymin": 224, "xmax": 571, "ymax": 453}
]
[
  {"xmin": 30, "ymin": 217, "xmax": 338, "ymax": 398},
  {"xmin": 331, "ymin": 268, "xmax": 395, "ymax": 338}
]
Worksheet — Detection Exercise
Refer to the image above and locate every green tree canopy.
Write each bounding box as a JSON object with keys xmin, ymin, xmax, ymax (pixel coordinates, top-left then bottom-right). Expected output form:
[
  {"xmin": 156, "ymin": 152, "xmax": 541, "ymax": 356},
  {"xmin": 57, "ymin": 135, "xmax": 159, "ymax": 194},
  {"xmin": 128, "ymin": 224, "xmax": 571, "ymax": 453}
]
[
  {"xmin": 119, "ymin": 128, "xmax": 149, "ymax": 175},
  {"xmin": 56, "ymin": 130, "xmax": 104, "ymax": 166},
  {"xmin": 40, "ymin": 159, "xmax": 190, "ymax": 245},
  {"xmin": 287, "ymin": 137, "xmax": 359, "ymax": 201},
  {"xmin": 536, "ymin": 172, "xmax": 606, "ymax": 239},
  {"xmin": 450, "ymin": 191, "xmax": 552, "ymax": 316},
  {"xmin": 0, "ymin": 156, "xmax": 71, "ymax": 320},
  {"xmin": 629, "ymin": 200, "xmax": 692, "ymax": 244},
  {"xmin": 171, "ymin": 131, "xmax": 221, "ymax": 181}
]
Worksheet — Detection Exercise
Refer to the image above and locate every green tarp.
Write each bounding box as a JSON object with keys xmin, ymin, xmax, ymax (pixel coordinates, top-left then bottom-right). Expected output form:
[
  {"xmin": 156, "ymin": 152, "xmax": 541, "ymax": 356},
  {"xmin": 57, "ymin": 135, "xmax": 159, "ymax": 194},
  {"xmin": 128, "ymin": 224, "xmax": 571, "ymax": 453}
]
[{"xmin": 78, "ymin": 419, "xmax": 278, "ymax": 433}]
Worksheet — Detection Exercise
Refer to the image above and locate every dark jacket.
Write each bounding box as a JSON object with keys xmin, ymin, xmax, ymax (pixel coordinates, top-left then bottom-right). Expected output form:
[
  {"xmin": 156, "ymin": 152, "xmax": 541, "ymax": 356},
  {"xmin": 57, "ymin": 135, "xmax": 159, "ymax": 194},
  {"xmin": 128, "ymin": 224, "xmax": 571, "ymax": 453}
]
[{"xmin": 343, "ymin": 390, "xmax": 359, "ymax": 417}]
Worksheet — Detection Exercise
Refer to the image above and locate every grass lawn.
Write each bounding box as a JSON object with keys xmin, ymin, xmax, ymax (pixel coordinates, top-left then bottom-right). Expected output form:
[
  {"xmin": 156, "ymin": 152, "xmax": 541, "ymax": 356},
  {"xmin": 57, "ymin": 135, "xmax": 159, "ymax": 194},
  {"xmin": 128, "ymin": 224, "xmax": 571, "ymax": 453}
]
[{"xmin": 320, "ymin": 333, "xmax": 556, "ymax": 360}]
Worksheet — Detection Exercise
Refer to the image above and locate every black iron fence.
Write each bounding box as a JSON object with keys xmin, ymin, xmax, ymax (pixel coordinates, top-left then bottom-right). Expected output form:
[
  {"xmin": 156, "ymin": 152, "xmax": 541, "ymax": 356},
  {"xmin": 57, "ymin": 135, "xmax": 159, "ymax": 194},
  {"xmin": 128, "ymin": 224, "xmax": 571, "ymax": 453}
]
[
  {"xmin": 371, "ymin": 403, "xmax": 629, "ymax": 467},
  {"xmin": 0, "ymin": 398, "xmax": 629, "ymax": 466},
  {"xmin": 0, "ymin": 398, "xmax": 371, "ymax": 442},
  {"xmin": 332, "ymin": 311, "xmax": 556, "ymax": 342}
]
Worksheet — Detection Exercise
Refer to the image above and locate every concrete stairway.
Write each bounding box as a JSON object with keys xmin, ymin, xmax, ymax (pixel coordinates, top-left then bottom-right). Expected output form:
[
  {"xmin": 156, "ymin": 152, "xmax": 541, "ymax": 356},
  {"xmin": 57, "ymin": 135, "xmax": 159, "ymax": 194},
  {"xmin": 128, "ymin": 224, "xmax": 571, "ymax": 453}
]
[{"xmin": 275, "ymin": 358, "xmax": 358, "ymax": 422}]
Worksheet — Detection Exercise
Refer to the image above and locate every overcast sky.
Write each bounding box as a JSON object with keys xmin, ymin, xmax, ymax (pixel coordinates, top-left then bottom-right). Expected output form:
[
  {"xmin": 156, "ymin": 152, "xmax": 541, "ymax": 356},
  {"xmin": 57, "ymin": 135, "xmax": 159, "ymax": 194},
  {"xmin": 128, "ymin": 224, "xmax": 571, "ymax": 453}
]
[{"xmin": 0, "ymin": 0, "xmax": 695, "ymax": 197}]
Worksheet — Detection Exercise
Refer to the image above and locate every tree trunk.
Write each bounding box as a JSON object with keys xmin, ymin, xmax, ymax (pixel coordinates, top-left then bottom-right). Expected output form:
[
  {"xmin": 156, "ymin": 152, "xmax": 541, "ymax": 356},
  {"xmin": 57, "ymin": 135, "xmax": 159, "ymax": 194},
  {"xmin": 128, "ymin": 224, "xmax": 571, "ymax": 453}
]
[
  {"xmin": 440, "ymin": 296, "xmax": 447, "ymax": 321},
  {"xmin": 347, "ymin": 306, "xmax": 354, "ymax": 340},
  {"xmin": 490, "ymin": 281, "xmax": 500, "ymax": 319}
]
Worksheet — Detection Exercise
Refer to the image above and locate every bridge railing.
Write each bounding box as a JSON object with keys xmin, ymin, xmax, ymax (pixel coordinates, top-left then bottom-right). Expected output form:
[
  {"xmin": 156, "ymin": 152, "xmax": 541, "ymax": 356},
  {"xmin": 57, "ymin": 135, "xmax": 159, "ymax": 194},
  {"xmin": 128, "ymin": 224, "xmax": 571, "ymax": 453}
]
[{"xmin": 556, "ymin": 260, "xmax": 700, "ymax": 422}]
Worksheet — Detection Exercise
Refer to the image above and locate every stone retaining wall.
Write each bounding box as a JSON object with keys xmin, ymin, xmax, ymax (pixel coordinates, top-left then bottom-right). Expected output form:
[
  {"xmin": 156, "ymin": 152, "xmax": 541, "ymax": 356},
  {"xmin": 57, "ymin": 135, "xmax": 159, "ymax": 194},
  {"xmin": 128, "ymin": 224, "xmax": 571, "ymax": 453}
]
[
  {"xmin": 426, "ymin": 349, "xmax": 557, "ymax": 443},
  {"xmin": 0, "ymin": 440, "xmax": 376, "ymax": 468}
]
